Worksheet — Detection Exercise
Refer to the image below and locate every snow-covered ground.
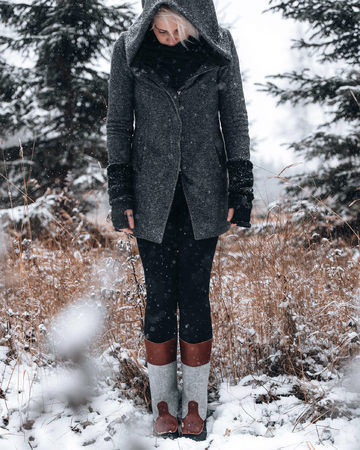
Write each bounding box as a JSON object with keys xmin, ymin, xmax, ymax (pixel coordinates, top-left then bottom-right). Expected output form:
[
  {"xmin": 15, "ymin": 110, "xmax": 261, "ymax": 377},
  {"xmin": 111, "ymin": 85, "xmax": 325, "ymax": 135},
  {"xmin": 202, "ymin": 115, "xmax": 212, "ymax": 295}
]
[{"xmin": 1, "ymin": 343, "xmax": 360, "ymax": 450}]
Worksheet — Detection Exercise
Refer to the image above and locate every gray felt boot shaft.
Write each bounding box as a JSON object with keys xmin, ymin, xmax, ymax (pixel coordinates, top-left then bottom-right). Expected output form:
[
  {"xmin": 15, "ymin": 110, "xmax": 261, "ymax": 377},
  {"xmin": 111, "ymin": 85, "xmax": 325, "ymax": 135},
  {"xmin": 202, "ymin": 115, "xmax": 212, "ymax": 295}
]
[
  {"xmin": 181, "ymin": 362, "xmax": 210, "ymax": 421},
  {"xmin": 148, "ymin": 361, "xmax": 178, "ymax": 421}
]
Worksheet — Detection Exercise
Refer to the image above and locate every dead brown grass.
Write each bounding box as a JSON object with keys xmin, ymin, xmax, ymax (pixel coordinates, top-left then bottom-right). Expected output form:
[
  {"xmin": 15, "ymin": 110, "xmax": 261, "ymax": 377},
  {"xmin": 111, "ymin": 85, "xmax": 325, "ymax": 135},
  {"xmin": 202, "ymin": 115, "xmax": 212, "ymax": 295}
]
[
  {"xmin": 211, "ymin": 212, "xmax": 359, "ymax": 382},
  {"xmin": 1, "ymin": 204, "xmax": 359, "ymax": 387}
]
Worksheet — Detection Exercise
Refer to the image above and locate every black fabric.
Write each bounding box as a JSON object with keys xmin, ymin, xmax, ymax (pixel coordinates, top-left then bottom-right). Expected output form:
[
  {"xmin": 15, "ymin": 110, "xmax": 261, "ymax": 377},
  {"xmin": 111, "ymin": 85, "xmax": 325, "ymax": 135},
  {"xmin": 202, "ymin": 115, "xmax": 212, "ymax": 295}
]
[
  {"xmin": 137, "ymin": 176, "xmax": 217, "ymax": 344},
  {"xmin": 111, "ymin": 201, "xmax": 131, "ymax": 230},
  {"xmin": 135, "ymin": 28, "xmax": 210, "ymax": 90},
  {"xmin": 227, "ymin": 160, "xmax": 254, "ymax": 192},
  {"xmin": 107, "ymin": 163, "xmax": 134, "ymax": 206},
  {"xmin": 107, "ymin": 163, "xmax": 134, "ymax": 230},
  {"xmin": 230, "ymin": 192, "xmax": 253, "ymax": 227},
  {"xmin": 227, "ymin": 160, "xmax": 254, "ymax": 227}
]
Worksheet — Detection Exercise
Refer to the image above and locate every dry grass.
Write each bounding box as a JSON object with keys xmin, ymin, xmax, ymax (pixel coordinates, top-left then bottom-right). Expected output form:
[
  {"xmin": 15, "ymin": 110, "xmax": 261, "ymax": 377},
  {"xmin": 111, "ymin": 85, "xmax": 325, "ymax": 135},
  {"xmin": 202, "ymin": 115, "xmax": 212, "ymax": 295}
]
[
  {"xmin": 211, "ymin": 211, "xmax": 359, "ymax": 382},
  {"xmin": 0, "ymin": 188, "xmax": 359, "ymax": 421},
  {"xmin": 1, "ymin": 205, "xmax": 359, "ymax": 371}
]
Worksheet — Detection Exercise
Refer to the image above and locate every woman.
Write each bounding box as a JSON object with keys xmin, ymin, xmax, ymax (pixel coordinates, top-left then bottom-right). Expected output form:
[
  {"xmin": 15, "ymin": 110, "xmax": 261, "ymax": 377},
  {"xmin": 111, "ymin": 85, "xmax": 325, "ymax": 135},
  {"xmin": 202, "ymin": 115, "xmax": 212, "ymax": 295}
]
[{"xmin": 106, "ymin": 0, "xmax": 253, "ymax": 441}]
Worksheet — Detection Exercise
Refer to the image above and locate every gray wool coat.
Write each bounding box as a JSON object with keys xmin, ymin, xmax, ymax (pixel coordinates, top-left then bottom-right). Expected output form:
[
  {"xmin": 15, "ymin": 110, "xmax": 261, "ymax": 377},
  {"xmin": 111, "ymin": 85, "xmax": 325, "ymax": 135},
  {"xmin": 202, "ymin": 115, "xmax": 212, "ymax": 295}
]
[{"xmin": 107, "ymin": 0, "xmax": 252, "ymax": 244}]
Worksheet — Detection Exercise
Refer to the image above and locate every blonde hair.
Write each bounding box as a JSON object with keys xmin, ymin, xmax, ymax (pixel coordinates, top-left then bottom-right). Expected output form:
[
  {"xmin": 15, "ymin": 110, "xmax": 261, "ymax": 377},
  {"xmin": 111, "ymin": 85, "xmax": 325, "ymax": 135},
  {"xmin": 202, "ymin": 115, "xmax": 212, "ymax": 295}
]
[{"xmin": 152, "ymin": 5, "xmax": 199, "ymax": 45}]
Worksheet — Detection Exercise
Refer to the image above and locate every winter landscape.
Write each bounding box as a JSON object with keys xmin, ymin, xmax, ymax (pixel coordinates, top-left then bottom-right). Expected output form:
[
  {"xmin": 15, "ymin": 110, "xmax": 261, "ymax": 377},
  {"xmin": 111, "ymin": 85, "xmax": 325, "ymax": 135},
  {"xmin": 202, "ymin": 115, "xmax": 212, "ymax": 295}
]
[
  {"xmin": 1, "ymin": 211, "xmax": 360, "ymax": 449},
  {"xmin": 1, "ymin": 0, "xmax": 360, "ymax": 449}
]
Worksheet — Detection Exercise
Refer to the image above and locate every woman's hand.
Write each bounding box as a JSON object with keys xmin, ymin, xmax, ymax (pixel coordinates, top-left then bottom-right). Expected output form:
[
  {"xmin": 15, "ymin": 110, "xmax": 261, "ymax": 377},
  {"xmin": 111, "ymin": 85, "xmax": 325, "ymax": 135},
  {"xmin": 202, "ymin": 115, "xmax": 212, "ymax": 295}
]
[
  {"xmin": 120, "ymin": 209, "xmax": 134, "ymax": 234},
  {"xmin": 227, "ymin": 208, "xmax": 236, "ymax": 228}
]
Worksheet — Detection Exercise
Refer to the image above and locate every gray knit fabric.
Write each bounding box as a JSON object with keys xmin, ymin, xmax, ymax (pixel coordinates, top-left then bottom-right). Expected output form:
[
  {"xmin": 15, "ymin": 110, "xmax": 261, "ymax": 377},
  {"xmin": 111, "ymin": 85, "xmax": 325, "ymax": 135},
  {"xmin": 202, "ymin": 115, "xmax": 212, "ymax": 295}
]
[
  {"xmin": 107, "ymin": 0, "xmax": 251, "ymax": 243},
  {"xmin": 148, "ymin": 361, "xmax": 179, "ymax": 421},
  {"xmin": 181, "ymin": 362, "xmax": 210, "ymax": 421}
]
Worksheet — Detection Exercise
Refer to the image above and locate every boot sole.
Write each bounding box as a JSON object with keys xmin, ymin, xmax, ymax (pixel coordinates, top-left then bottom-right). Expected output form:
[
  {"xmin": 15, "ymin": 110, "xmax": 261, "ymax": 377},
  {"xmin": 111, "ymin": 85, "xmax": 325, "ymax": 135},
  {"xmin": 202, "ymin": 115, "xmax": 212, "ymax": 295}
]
[
  {"xmin": 179, "ymin": 430, "xmax": 207, "ymax": 441},
  {"xmin": 155, "ymin": 431, "xmax": 179, "ymax": 439}
]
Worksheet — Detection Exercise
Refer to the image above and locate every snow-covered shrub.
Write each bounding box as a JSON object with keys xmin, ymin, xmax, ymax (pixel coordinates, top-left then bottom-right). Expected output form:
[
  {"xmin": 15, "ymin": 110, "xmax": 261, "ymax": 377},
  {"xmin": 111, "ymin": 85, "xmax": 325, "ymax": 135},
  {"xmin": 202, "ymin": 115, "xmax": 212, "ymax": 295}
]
[{"xmin": 0, "ymin": 186, "xmax": 112, "ymax": 248}]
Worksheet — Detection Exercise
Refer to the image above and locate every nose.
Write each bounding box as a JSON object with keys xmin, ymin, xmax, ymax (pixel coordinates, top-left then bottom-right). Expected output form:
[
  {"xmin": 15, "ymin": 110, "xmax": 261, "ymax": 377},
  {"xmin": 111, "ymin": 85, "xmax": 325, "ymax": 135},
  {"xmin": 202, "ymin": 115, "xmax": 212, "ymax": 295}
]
[{"xmin": 167, "ymin": 36, "xmax": 179, "ymax": 46}]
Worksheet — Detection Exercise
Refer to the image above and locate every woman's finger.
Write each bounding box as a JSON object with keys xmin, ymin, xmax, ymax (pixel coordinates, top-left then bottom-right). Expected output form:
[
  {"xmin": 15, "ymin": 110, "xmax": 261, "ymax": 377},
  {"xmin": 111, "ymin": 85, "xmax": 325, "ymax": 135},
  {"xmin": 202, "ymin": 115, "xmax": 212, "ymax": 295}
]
[
  {"xmin": 125, "ymin": 209, "xmax": 135, "ymax": 229},
  {"xmin": 119, "ymin": 227, "xmax": 134, "ymax": 234},
  {"xmin": 227, "ymin": 208, "xmax": 234, "ymax": 222}
]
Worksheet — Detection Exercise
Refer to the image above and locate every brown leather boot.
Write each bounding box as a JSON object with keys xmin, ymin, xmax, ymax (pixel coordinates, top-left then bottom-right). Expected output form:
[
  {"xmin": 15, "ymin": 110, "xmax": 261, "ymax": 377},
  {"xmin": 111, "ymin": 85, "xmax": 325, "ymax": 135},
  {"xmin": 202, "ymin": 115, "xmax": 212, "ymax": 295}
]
[
  {"xmin": 145, "ymin": 339, "xmax": 179, "ymax": 438},
  {"xmin": 179, "ymin": 338, "xmax": 212, "ymax": 441}
]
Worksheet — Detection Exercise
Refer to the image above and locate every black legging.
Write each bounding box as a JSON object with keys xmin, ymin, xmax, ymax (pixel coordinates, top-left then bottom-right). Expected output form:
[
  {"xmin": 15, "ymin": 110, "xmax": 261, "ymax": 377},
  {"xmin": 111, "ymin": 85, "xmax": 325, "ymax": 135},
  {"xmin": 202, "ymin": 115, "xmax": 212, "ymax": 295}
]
[{"xmin": 137, "ymin": 176, "xmax": 218, "ymax": 344}]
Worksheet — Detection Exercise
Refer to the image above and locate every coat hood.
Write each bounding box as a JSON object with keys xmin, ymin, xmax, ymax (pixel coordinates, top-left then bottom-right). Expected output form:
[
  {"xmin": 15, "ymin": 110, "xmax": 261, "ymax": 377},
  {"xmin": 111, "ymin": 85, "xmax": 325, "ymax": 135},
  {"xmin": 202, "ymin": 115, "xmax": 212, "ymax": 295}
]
[{"xmin": 124, "ymin": 0, "xmax": 232, "ymax": 66}]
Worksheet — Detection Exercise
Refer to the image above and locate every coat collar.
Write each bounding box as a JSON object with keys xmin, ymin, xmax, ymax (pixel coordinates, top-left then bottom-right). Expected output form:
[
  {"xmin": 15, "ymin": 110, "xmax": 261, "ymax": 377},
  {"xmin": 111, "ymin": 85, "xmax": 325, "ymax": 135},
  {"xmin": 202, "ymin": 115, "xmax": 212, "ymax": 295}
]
[{"xmin": 132, "ymin": 58, "xmax": 218, "ymax": 93}]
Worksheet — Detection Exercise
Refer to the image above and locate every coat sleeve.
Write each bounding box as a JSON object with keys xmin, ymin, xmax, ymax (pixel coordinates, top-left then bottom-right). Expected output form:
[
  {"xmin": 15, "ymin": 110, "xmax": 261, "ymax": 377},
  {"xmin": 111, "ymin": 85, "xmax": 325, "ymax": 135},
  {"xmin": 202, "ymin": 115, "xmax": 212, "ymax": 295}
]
[
  {"xmin": 106, "ymin": 34, "xmax": 134, "ymax": 230},
  {"xmin": 218, "ymin": 30, "xmax": 254, "ymax": 228}
]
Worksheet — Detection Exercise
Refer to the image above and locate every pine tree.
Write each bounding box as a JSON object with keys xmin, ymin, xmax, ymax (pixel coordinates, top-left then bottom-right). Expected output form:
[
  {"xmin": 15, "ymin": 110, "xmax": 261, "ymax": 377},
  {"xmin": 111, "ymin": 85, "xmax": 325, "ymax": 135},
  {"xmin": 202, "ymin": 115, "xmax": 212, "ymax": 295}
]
[
  {"xmin": 0, "ymin": 0, "xmax": 134, "ymax": 203},
  {"xmin": 262, "ymin": 0, "xmax": 360, "ymax": 218}
]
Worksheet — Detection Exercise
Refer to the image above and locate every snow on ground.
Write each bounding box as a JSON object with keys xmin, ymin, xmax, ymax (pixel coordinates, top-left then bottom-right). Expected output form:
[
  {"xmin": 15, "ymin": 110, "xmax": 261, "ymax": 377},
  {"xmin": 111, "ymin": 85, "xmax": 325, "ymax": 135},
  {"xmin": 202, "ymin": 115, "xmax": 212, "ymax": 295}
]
[{"xmin": 1, "ymin": 343, "xmax": 360, "ymax": 450}]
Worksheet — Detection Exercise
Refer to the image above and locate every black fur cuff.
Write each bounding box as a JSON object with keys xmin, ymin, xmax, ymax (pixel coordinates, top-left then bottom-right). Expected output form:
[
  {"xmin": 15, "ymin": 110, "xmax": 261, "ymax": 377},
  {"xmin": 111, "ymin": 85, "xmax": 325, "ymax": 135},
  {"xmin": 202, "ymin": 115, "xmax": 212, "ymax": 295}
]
[
  {"xmin": 227, "ymin": 160, "xmax": 254, "ymax": 226},
  {"xmin": 107, "ymin": 163, "xmax": 133, "ymax": 189},
  {"xmin": 229, "ymin": 194, "xmax": 253, "ymax": 228},
  {"xmin": 227, "ymin": 160, "xmax": 254, "ymax": 192},
  {"xmin": 230, "ymin": 194, "xmax": 253, "ymax": 227},
  {"xmin": 107, "ymin": 163, "xmax": 133, "ymax": 206},
  {"xmin": 228, "ymin": 189, "xmax": 253, "ymax": 208}
]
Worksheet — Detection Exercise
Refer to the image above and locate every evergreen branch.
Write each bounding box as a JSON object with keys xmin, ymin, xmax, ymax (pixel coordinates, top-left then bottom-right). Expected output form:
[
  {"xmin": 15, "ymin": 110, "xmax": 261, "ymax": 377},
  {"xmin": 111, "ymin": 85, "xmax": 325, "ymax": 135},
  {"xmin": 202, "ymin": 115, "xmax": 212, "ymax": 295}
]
[
  {"xmin": 0, "ymin": 0, "xmax": 133, "ymax": 190},
  {"xmin": 267, "ymin": 0, "xmax": 360, "ymax": 62},
  {"xmin": 258, "ymin": 70, "xmax": 360, "ymax": 123},
  {"xmin": 264, "ymin": 0, "xmax": 360, "ymax": 216}
]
